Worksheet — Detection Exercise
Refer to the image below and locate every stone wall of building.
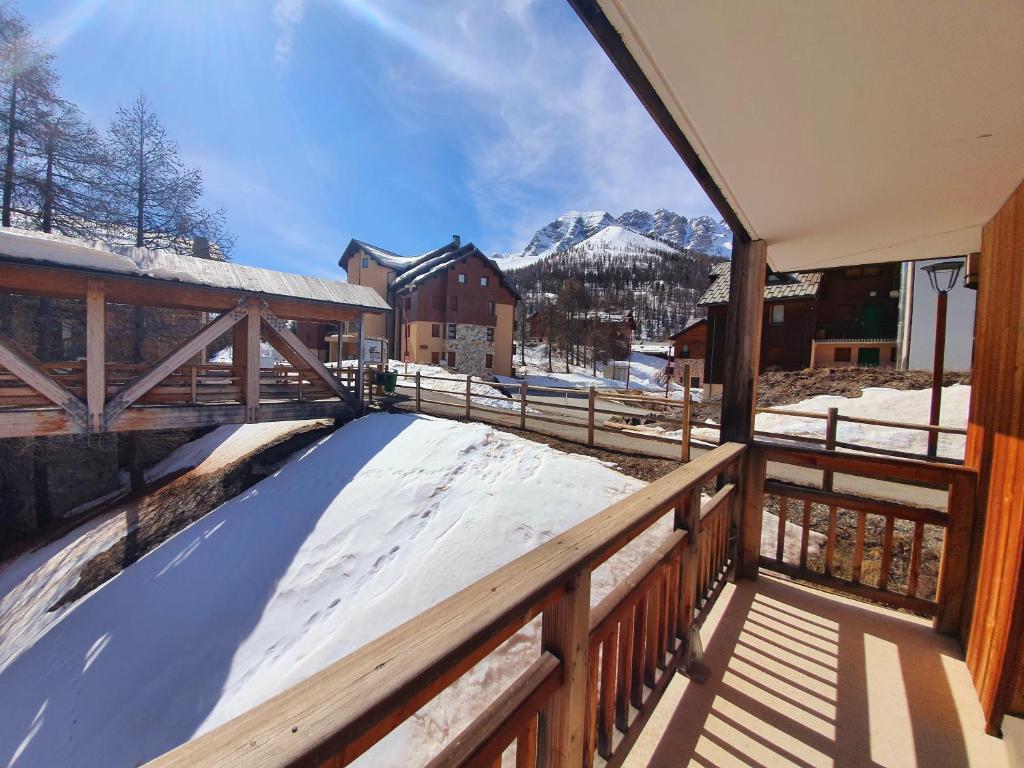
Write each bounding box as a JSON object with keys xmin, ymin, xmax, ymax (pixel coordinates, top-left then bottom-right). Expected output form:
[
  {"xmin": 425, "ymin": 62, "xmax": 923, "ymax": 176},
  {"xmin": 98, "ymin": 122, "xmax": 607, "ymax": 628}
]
[{"xmin": 445, "ymin": 323, "xmax": 496, "ymax": 378}]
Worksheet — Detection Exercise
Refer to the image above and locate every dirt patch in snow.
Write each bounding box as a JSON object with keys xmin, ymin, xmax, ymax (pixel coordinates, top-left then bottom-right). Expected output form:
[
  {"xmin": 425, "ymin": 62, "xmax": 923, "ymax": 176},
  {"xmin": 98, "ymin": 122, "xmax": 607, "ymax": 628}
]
[
  {"xmin": 756, "ymin": 367, "xmax": 971, "ymax": 407},
  {"xmin": 52, "ymin": 423, "xmax": 334, "ymax": 610}
]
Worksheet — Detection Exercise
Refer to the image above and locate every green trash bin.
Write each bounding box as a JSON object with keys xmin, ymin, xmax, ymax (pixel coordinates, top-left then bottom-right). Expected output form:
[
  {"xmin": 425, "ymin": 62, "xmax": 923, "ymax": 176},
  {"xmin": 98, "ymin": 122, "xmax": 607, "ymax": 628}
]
[{"xmin": 384, "ymin": 372, "xmax": 398, "ymax": 394}]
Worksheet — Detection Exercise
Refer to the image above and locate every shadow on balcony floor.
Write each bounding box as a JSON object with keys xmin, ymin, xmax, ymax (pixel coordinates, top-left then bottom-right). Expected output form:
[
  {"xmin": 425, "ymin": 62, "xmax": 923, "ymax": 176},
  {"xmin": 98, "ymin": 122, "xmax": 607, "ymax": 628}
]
[{"xmin": 626, "ymin": 573, "xmax": 1007, "ymax": 767}]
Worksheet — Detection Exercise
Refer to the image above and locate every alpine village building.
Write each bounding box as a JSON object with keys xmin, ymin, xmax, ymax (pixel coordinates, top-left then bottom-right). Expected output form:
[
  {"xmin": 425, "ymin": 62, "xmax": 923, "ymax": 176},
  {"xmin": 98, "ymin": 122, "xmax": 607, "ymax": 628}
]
[{"xmin": 337, "ymin": 237, "xmax": 519, "ymax": 377}]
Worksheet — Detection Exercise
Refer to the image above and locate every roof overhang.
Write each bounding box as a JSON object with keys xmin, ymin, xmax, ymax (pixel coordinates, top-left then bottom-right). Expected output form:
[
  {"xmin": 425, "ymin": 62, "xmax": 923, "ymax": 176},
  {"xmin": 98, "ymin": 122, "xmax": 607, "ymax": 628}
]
[{"xmin": 572, "ymin": 1, "xmax": 1024, "ymax": 272}]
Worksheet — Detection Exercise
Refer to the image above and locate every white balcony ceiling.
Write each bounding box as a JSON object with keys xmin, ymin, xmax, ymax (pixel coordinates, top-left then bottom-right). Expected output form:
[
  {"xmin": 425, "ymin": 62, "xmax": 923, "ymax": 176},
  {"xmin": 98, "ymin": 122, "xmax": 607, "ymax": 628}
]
[{"xmin": 596, "ymin": 1, "xmax": 1024, "ymax": 271}]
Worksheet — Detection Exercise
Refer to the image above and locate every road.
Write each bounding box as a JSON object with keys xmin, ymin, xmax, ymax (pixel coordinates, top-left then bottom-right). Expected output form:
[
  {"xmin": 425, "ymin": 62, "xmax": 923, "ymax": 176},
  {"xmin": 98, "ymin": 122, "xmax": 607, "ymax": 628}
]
[{"xmin": 388, "ymin": 389, "xmax": 949, "ymax": 511}]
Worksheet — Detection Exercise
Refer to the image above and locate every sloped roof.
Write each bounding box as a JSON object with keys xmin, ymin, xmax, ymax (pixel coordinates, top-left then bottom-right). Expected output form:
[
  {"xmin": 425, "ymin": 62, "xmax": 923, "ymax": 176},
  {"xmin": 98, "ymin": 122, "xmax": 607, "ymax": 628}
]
[
  {"xmin": 0, "ymin": 228, "xmax": 390, "ymax": 312},
  {"xmin": 391, "ymin": 243, "xmax": 522, "ymax": 299},
  {"xmin": 338, "ymin": 238, "xmax": 459, "ymax": 274},
  {"xmin": 698, "ymin": 262, "xmax": 822, "ymax": 306},
  {"xmin": 669, "ymin": 317, "xmax": 707, "ymax": 339}
]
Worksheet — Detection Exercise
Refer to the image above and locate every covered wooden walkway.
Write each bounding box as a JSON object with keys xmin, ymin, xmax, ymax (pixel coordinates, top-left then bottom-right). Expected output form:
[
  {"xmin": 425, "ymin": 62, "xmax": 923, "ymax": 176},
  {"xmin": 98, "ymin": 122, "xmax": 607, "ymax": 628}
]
[{"xmin": 0, "ymin": 230, "xmax": 390, "ymax": 438}]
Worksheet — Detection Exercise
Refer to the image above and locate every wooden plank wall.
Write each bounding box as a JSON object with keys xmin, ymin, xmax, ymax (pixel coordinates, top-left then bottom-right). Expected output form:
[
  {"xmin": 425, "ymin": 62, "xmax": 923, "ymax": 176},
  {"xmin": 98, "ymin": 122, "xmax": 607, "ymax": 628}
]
[{"xmin": 965, "ymin": 177, "xmax": 1024, "ymax": 734}]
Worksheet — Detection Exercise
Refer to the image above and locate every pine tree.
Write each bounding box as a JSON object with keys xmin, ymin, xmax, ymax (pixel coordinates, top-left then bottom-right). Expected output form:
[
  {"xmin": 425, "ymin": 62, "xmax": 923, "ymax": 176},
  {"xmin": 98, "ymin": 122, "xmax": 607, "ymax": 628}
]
[
  {"xmin": 0, "ymin": 6, "xmax": 56, "ymax": 227},
  {"xmin": 103, "ymin": 94, "xmax": 233, "ymax": 257}
]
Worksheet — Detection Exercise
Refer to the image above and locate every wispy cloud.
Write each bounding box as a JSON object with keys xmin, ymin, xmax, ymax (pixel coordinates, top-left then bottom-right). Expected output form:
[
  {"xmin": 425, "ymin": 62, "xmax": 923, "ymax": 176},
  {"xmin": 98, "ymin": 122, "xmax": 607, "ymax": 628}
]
[
  {"xmin": 34, "ymin": 0, "xmax": 109, "ymax": 50},
  {"xmin": 273, "ymin": 0, "xmax": 306, "ymax": 69},
  {"xmin": 328, "ymin": 0, "xmax": 717, "ymax": 253}
]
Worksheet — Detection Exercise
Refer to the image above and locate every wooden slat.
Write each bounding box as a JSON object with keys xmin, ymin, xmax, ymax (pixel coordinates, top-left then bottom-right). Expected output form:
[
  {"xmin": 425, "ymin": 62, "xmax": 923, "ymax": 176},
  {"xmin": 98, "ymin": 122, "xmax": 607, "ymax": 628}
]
[
  {"xmin": 0, "ymin": 337, "xmax": 88, "ymax": 427},
  {"xmin": 515, "ymin": 718, "xmax": 537, "ymax": 768},
  {"xmin": 583, "ymin": 641, "xmax": 599, "ymax": 768},
  {"xmin": 852, "ymin": 512, "xmax": 866, "ymax": 584},
  {"xmin": 799, "ymin": 500, "xmax": 811, "ymax": 570},
  {"xmin": 643, "ymin": 582, "xmax": 660, "ymax": 687},
  {"xmin": 424, "ymin": 653, "xmax": 561, "ymax": 768},
  {"xmin": 86, "ymin": 279, "xmax": 105, "ymax": 431},
  {"xmin": 629, "ymin": 596, "xmax": 646, "ymax": 709},
  {"xmin": 597, "ymin": 632, "xmax": 617, "ymax": 759},
  {"xmin": 104, "ymin": 303, "xmax": 249, "ymax": 425},
  {"xmin": 878, "ymin": 517, "xmax": 895, "ymax": 592},
  {"xmin": 907, "ymin": 521, "xmax": 925, "ymax": 599},
  {"xmin": 825, "ymin": 507, "xmax": 838, "ymax": 578},
  {"xmin": 775, "ymin": 496, "xmax": 788, "ymax": 563},
  {"xmin": 615, "ymin": 611, "xmax": 634, "ymax": 733}
]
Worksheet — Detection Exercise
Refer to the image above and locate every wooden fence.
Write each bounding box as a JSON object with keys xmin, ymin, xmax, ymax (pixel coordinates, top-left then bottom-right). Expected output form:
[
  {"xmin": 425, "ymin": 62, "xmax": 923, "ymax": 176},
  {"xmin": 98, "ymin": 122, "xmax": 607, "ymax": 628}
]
[{"xmin": 147, "ymin": 442, "xmax": 747, "ymax": 768}]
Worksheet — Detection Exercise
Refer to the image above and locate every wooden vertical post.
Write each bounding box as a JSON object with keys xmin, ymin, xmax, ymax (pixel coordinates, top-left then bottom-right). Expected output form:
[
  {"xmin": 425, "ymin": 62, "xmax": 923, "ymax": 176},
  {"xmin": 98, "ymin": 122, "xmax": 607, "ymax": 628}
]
[
  {"xmin": 681, "ymin": 362, "xmax": 692, "ymax": 463},
  {"xmin": 676, "ymin": 487, "xmax": 707, "ymax": 681},
  {"xmin": 935, "ymin": 472, "xmax": 976, "ymax": 636},
  {"xmin": 824, "ymin": 407, "xmax": 839, "ymax": 487},
  {"xmin": 738, "ymin": 446, "xmax": 767, "ymax": 580},
  {"xmin": 720, "ymin": 238, "xmax": 766, "ymax": 443},
  {"xmin": 540, "ymin": 569, "xmax": 592, "ymax": 767},
  {"xmin": 85, "ymin": 279, "xmax": 105, "ymax": 432},
  {"xmin": 465, "ymin": 376, "xmax": 472, "ymax": 420},
  {"xmin": 190, "ymin": 366, "xmax": 197, "ymax": 404},
  {"xmin": 520, "ymin": 381, "xmax": 527, "ymax": 430},
  {"xmin": 587, "ymin": 386, "xmax": 595, "ymax": 446},
  {"xmin": 415, "ymin": 370, "xmax": 421, "ymax": 412},
  {"xmin": 245, "ymin": 302, "xmax": 261, "ymax": 423}
]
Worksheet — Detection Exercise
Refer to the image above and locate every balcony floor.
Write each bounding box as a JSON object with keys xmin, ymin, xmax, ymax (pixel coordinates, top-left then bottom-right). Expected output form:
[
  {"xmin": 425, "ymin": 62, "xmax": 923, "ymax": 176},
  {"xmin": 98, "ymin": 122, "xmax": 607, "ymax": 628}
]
[{"xmin": 626, "ymin": 573, "xmax": 1008, "ymax": 767}]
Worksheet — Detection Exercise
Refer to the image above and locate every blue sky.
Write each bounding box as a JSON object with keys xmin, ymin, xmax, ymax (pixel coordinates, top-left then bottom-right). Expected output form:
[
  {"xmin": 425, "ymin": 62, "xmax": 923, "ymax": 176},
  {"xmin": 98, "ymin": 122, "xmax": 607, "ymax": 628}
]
[{"xmin": 21, "ymin": 0, "xmax": 716, "ymax": 276}]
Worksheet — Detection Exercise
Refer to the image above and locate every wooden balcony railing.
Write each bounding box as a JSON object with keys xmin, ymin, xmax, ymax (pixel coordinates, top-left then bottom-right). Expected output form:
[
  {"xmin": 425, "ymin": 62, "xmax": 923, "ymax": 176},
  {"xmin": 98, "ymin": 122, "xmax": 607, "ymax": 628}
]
[
  {"xmin": 753, "ymin": 442, "xmax": 977, "ymax": 637},
  {"xmin": 146, "ymin": 441, "xmax": 747, "ymax": 768}
]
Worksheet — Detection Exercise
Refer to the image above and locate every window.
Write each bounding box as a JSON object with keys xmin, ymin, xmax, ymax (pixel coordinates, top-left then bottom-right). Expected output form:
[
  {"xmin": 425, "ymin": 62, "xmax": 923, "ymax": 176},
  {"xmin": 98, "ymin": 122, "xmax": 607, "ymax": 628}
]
[
  {"xmin": 431, "ymin": 323, "xmax": 441, "ymax": 338},
  {"xmin": 834, "ymin": 347, "xmax": 852, "ymax": 362},
  {"xmin": 480, "ymin": 276, "xmax": 489, "ymax": 287},
  {"xmin": 487, "ymin": 301, "xmax": 495, "ymax": 316},
  {"xmin": 447, "ymin": 323, "xmax": 457, "ymax": 339},
  {"xmin": 770, "ymin": 304, "xmax": 785, "ymax": 324},
  {"xmin": 361, "ymin": 257, "xmax": 369, "ymax": 269},
  {"xmin": 448, "ymin": 351, "xmax": 456, "ymax": 367},
  {"xmin": 485, "ymin": 354, "xmax": 494, "ymax": 369},
  {"xmin": 450, "ymin": 296, "xmax": 458, "ymax": 311},
  {"xmin": 486, "ymin": 327, "xmax": 494, "ymax": 342},
  {"xmin": 419, "ymin": 344, "xmax": 428, "ymax": 350},
  {"xmin": 431, "ymin": 351, "xmax": 440, "ymax": 364},
  {"xmin": 458, "ymin": 273, "xmax": 466, "ymax": 284},
  {"xmin": 681, "ymin": 344, "xmax": 690, "ymax": 357},
  {"xmin": 862, "ymin": 265, "xmax": 881, "ymax": 277}
]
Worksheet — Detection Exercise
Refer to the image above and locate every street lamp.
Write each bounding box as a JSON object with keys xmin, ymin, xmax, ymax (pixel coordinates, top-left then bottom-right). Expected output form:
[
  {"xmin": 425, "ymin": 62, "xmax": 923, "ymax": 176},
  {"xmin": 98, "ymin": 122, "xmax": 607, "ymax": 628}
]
[{"xmin": 921, "ymin": 259, "xmax": 964, "ymax": 457}]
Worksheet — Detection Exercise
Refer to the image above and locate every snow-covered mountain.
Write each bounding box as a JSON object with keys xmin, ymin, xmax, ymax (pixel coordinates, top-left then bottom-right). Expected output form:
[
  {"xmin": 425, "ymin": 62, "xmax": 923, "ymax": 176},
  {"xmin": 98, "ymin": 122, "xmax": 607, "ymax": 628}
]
[{"xmin": 495, "ymin": 207, "xmax": 731, "ymax": 270}]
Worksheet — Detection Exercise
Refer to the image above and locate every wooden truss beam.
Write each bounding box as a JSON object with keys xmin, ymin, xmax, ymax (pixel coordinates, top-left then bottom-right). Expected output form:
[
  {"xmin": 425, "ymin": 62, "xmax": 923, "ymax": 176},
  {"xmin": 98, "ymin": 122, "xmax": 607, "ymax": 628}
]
[
  {"xmin": 86, "ymin": 279, "xmax": 105, "ymax": 431},
  {"xmin": 261, "ymin": 307, "xmax": 357, "ymax": 405},
  {"xmin": 104, "ymin": 301, "xmax": 250, "ymax": 426},
  {"xmin": 0, "ymin": 336, "xmax": 89, "ymax": 428}
]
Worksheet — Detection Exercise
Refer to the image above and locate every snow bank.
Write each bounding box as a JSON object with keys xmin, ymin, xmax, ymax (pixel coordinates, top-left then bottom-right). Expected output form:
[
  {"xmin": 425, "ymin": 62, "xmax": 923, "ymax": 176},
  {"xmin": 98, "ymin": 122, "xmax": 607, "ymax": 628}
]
[
  {"xmin": 692, "ymin": 385, "xmax": 970, "ymax": 459},
  {"xmin": 0, "ymin": 414, "xmax": 664, "ymax": 767}
]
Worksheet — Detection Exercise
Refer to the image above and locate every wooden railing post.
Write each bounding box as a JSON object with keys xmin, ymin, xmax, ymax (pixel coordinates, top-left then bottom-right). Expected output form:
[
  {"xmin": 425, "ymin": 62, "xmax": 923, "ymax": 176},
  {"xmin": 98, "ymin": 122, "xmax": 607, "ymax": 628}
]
[
  {"xmin": 822, "ymin": 406, "xmax": 839, "ymax": 575},
  {"xmin": 540, "ymin": 569, "xmax": 592, "ymax": 767},
  {"xmin": 245, "ymin": 302, "xmax": 261, "ymax": 423},
  {"xmin": 520, "ymin": 381, "xmax": 527, "ymax": 430},
  {"xmin": 85, "ymin": 279, "xmax": 105, "ymax": 432},
  {"xmin": 676, "ymin": 487, "xmax": 708, "ymax": 681},
  {"xmin": 190, "ymin": 366, "xmax": 197, "ymax": 404},
  {"xmin": 587, "ymin": 386, "xmax": 595, "ymax": 446},
  {"xmin": 935, "ymin": 472, "xmax": 977, "ymax": 636},
  {"xmin": 415, "ymin": 371, "xmax": 422, "ymax": 412},
  {"xmin": 738, "ymin": 447, "xmax": 766, "ymax": 580},
  {"xmin": 681, "ymin": 363, "xmax": 692, "ymax": 463},
  {"xmin": 465, "ymin": 376, "xmax": 472, "ymax": 420}
]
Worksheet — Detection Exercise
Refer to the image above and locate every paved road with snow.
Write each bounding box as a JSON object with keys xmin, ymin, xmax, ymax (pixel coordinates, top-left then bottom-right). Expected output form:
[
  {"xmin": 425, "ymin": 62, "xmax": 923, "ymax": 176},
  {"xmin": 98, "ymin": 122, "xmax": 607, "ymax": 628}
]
[{"xmin": 393, "ymin": 396, "xmax": 950, "ymax": 510}]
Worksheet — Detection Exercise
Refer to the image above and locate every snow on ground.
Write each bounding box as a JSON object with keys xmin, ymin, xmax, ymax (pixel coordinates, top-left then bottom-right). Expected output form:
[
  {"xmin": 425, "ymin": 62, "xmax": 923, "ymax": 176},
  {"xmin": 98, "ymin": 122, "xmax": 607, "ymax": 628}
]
[
  {"xmin": 209, "ymin": 341, "xmax": 287, "ymax": 367},
  {"xmin": 691, "ymin": 385, "xmax": 970, "ymax": 459},
  {"xmin": 337, "ymin": 358, "xmax": 521, "ymax": 412},
  {"xmin": 0, "ymin": 414, "xmax": 675, "ymax": 767},
  {"xmin": 0, "ymin": 421, "xmax": 326, "ymax": 680}
]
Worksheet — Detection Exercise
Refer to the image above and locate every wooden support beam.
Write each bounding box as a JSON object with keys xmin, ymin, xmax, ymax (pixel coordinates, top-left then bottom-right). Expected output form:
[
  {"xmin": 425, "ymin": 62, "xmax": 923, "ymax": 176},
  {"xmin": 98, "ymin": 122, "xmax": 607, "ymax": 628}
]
[
  {"xmin": 0, "ymin": 336, "xmax": 88, "ymax": 427},
  {"xmin": 86, "ymin": 279, "xmax": 106, "ymax": 431},
  {"xmin": 261, "ymin": 308, "xmax": 357, "ymax": 405},
  {"xmin": 104, "ymin": 302, "xmax": 249, "ymax": 426},
  {"xmin": 720, "ymin": 238, "xmax": 766, "ymax": 444},
  {"xmin": 540, "ymin": 568, "xmax": 592, "ymax": 767},
  {"xmin": 245, "ymin": 302, "xmax": 261, "ymax": 423},
  {"xmin": 935, "ymin": 472, "xmax": 978, "ymax": 636},
  {"xmin": 738, "ymin": 447, "xmax": 767, "ymax": 580}
]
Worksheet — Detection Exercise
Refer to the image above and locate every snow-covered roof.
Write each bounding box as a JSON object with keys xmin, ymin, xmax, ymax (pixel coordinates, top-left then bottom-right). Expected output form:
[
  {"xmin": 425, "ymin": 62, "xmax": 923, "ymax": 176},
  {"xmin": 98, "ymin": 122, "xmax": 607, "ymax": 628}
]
[
  {"xmin": 0, "ymin": 228, "xmax": 390, "ymax": 312},
  {"xmin": 391, "ymin": 243, "xmax": 522, "ymax": 299},
  {"xmin": 339, "ymin": 238, "xmax": 460, "ymax": 274},
  {"xmin": 669, "ymin": 317, "xmax": 708, "ymax": 339},
  {"xmin": 698, "ymin": 262, "xmax": 822, "ymax": 306}
]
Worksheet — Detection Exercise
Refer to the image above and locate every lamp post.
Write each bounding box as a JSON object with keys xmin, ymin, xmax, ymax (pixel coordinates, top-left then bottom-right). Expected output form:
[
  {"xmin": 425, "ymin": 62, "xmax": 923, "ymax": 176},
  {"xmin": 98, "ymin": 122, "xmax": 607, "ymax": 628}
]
[{"xmin": 921, "ymin": 259, "xmax": 964, "ymax": 457}]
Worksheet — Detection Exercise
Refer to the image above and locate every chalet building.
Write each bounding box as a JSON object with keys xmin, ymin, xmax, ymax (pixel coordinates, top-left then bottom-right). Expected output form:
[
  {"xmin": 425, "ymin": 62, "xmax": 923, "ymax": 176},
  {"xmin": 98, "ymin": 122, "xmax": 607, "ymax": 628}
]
[
  {"xmin": 527, "ymin": 309, "xmax": 636, "ymax": 359},
  {"xmin": 337, "ymin": 237, "xmax": 519, "ymax": 376},
  {"xmin": 668, "ymin": 318, "xmax": 707, "ymax": 388},
  {"xmin": 701, "ymin": 261, "xmax": 902, "ymax": 391}
]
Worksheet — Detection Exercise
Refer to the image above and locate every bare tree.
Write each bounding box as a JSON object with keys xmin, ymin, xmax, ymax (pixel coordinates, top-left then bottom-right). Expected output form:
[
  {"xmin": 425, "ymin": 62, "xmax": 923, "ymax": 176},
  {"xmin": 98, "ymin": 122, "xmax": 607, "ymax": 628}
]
[
  {"xmin": 0, "ymin": 6, "xmax": 56, "ymax": 227},
  {"xmin": 103, "ymin": 94, "xmax": 233, "ymax": 256}
]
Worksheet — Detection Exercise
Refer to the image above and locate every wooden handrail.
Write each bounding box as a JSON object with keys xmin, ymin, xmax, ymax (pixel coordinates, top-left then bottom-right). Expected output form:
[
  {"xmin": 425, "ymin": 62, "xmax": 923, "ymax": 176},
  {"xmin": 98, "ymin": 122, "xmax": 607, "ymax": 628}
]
[{"xmin": 147, "ymin": 442, "xmax": 746, "ymax": 768}]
